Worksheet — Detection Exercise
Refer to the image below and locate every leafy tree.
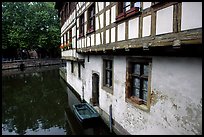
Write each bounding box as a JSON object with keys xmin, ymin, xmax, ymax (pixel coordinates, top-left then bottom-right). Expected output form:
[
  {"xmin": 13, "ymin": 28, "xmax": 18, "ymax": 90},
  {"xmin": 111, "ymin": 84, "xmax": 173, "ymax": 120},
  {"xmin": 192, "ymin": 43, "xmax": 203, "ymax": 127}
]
[{"xmin": 2, "ymin": 2, "xmax": 61, "ymax": 59}]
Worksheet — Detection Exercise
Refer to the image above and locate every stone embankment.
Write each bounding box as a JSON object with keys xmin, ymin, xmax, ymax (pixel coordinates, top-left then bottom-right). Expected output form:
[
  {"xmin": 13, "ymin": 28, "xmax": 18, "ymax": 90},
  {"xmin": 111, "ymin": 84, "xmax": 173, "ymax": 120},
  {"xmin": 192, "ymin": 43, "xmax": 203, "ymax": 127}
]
[{"xmin": 2, "ymin": 58, "xmax": 63, "ymax": 70}]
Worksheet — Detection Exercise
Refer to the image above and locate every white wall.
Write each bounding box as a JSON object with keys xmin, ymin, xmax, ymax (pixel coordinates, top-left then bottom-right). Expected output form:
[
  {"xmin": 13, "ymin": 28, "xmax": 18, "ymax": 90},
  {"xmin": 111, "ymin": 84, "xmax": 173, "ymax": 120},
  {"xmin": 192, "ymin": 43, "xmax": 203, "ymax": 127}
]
[
  {"xmin": 66, "ymin": 55, "xmax": 202, "ymax": 135},
  {"xmin": 181, "ymin": 2, "xmax": 202, "ymax": 31},
  {"xmin": 66, "ymin": 61, "xmax": 83, "ymax": 99},
  {"xmin": 150, "ymin": 57, "xmax": 202, "ymax": 135}
]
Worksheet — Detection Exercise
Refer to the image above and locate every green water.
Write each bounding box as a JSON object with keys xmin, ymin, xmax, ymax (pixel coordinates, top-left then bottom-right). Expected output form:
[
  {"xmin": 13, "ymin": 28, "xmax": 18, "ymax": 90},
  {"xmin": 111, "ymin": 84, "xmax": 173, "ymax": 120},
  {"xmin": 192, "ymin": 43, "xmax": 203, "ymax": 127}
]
[{"xmin": 2, "ymin": 66, "xmax": 114, "ymax": 135}]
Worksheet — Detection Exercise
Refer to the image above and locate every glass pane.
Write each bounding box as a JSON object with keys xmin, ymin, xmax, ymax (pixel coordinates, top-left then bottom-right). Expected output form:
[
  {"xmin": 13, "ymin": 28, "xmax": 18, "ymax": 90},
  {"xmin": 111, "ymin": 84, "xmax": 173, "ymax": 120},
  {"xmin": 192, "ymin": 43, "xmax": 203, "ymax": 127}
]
[
  {"xmin": 107, "ymin": 71, "xmax": 109, "ymax": 78},
  {"xmin": 143, "ymin": 80, "xmax": 148, "ymax": 91},
  {"xmin": 143, "ymin": 90, "xmax": 147, "ymax": 102},
  {"xmin": 91, "ymin": 19, "xmax": 93, "ymax": 25},
  {"xmin": 109, "ymin": 78, "xmax": 112, "ymax": 87},
  {"xmin": 143, "ymin": 65, "xmax": 149, "ymax": 76},
  {"xmin": 134, "ymin": 2, "xmax": 140, "ymax": 8},
  {"xmin": 125, "ymin": 6, "xmax": 130, "ymax": 11},
  {"xmin": 106, "ymin": 61, "xmax": 109, "ymax": 68},
  {"xmin": 133, "ymin": 77, "xmax": 140, "ymax": 88},
  {"xmin": 125, "ymin": 2, "xmax": 131, "ymax": 7},
  {"xmin": 133, "ymin": 64, "xmax": 140, "ymax": 74},
  {"xmin": 107, "ymin": 78, "xmax": 110, "ymax": 86},
  {"xmin": 132, "ymin": 88, "xmax": 140, "ymax": 97}
]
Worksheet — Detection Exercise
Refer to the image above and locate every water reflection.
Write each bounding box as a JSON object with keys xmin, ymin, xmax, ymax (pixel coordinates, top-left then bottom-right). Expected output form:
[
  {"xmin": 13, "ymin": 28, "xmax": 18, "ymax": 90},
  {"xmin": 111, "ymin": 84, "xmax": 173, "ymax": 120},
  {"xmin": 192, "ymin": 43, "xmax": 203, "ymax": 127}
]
[
  {"xmin": 2, "ymin": 67, "xmax": 68, "ymax": 135},
  {"xmin": 2, "ymin": 66, "xmax": 115, "ymax": 135}
]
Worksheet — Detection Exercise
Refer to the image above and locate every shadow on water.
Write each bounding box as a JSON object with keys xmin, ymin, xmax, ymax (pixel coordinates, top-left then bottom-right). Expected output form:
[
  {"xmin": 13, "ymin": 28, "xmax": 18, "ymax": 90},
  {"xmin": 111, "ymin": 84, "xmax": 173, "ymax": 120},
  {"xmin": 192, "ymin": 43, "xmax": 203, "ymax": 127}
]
[{"xmin": 2, "ymin": 66, "xmax": 115, "ymax": 135}]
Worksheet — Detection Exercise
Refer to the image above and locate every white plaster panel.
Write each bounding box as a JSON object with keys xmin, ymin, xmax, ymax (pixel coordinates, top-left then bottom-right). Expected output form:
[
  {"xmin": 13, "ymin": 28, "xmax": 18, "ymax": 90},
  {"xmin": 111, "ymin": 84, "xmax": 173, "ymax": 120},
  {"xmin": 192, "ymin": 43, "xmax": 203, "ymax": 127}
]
[
  {"xmin": 95, "ymin": 17, "xmax": 99, "ymax": 30},
  {"xmin": 84, "ymin": 37, "xmax": 86, "ymax": 47},
  {"xmin": 79, "ymin": 39, "xmax": 82, "ymax": 48},
  {"xmin": 96, "ymin": 32, "xmax": 103, "ymax": 45},
  {"xmin": 99, "ymin": 2, "xmax": 104, "ymax": 12},
  {"xmin": 106, "ymin": 2, "xmax": 110, "ymax": 6},
  {"xmin": 128, "ymin": 17, "xmax": 139, "ymax": 39},
  {"xmin": 100, "ymin": 13, "xmax": 104, "ymax": 29},
  {"xmin": 87, "ymin": 36, "xmax": 90, "ymax": 47},
  {"xmin": 111, "ymin": 6, "xmax": 116, "ymax": 24},
  {"xmin": 72, "ymin": 26, "xmax": 75, "ymax": 37},
  {"xmin": 143, "ymin": 2, "xmax": 151, "ymax": 9},
  {"xmin": 61, "ymin": 37, "xmax": 63, "ymax": 44},
  {"xmin": 117, "ymin": 22, "xmax": 125, "ymax": 41},
  {"xmin": 156, "ymin": 5, "xmax": 173, "ymax": 35},
  {"xmin": 181, "ymin": 2, "xmax": 202, "ymax": 31},
  {"xmin": 77, "ymin": 18, "xmax": 79, "ymax": 29},
  {"xmin": 91, "ymin": 34, "xmax": 94, "ymax": 46},
  {"xmin": 111, "ymin": 27, "xmax": 115, "ymax": 43},
  {"xmin": 72, "ymin": 38, "xmax": 75, "ymax": 48},
  {"xmin": 84, "ymin": 11, "xmax": 87, "ymax": 22},
  {"xmin": 106, "ymin": 10, "xmax": 110, "ymax": 26},
  {"xmin": 142, "ymin": 15, "xmax": 151, "ymax": 37},
  {"xmin": 82, "ymin": 38, "xmax": 84, "ymax": 48},
  {"xmin": 106, "ymin": 29, "xmax": 110, "ymax": 44},
  {"xmin": 96, "ymin": 33, "xmax": 100, "ymax": 45},
  {"xmin": 95, "ymin": 2, "xmax": 98, "ymax": 14}
]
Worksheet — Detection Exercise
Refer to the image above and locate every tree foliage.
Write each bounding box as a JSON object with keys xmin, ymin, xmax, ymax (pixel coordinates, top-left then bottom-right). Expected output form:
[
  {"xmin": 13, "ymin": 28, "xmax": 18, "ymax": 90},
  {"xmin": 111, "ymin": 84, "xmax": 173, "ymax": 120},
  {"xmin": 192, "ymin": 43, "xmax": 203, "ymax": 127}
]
[{"xmin": 2, "ymin": 2, "xmax": 60, "ymax": 59}]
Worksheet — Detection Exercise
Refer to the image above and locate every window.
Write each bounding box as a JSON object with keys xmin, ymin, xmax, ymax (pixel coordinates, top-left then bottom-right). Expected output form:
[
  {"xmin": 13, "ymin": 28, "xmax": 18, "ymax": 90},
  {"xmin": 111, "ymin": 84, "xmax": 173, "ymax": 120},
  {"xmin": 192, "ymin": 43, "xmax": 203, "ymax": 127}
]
[
  {"xmin": 78, "ymin": 62, "xmax": 81, "ymax": 79},
  {"xmin": 79, "ymin": 14, "xmax": 84, "ymax": 37},
  {"xmin": 103, "ymin": 59, "xmax": 113, "ymax": 91},
  {"xmin": 116, "ymin": 2, "xmax": 141, "ymax": 22},
  {"xmin": 69, "ymin": 29, "xmax": 72, "ymax": 48},
  {"xmin": 126, "ymin": 58, "xmax": 151, "ymax": 111},
  {"xmin": 71, "ymin": 61, "xmax": 74, "ymax": 73},
  {"xmin": 87, "ymin": 4, "xmax": 95, "ymax": 34}
]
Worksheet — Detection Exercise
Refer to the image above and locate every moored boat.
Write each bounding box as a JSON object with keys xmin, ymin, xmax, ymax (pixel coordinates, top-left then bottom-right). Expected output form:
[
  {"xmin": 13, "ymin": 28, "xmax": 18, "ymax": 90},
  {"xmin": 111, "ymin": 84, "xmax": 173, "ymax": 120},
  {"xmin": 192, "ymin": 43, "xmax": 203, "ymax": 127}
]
[{"xmin": 72, "ymin": 103, "xmax": 100, "ymax": 123}]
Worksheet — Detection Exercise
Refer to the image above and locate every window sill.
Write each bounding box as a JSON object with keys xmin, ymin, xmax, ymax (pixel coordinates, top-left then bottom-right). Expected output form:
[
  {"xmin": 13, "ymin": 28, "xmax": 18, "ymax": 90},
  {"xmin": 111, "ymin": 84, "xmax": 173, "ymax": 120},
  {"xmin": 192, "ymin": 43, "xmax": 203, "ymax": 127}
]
[
  {"xmin": 115, "ymin": 7, "xmax": 141, "ymax": 23},
  {"xmin": 102, "ymin": 85, "xmax": 113, "ymax": 95},
  {"xmin": 78, "ymin": 33, "xmax": 85, "ymax": 39},
  {"xmin": 86, "ymin": 28, "xmax": 95, "ymax": 35},
  {"xmin": 126, "ymin": 97, "xmax": 149, "ymax": 112}
]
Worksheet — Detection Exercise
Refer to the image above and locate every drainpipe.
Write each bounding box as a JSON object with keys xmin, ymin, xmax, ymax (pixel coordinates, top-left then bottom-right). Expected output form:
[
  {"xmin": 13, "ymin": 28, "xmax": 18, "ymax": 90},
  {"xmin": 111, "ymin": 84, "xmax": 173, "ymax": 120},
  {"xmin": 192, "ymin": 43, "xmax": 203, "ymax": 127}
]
[
  {"xmin": 75, "ymin": 2, "xmax": 78, "ymax": 52},
  {"xmin": 109, "ymin": 104, "xmax": 113, "ymax": 133}
]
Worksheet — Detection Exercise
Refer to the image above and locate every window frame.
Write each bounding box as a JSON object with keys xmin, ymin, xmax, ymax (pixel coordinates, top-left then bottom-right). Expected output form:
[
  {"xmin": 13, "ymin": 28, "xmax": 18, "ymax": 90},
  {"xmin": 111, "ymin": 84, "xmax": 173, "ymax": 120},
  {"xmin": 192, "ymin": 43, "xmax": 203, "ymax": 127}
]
[
  {"xmin": 116, "ymin": 2, "xmax": 141, "ymax": 22},
  {"xmin": 71, "ymin": 61, "xmax": 74, "ymax": 73},
  {"xmin": 102, "ymin": 58, "xmax": 113, "ymax": 94},
  {"xmin": 78, "ymin": 62, "xmax": 81, "ymax": 79},
  {"xmin": 126, "ymin": 57, "xmax": 152, "ymax": 112},
  {"xmin": 87, "ymin": 3, "xmax": 95, "ymax": 34},
  {"xmin": 79, "ymin": 13, "xmax": 85, "ymax": 38},
  {"xmin": 69, "ymin": 29, "xmax": 72, "ymax": 49}
]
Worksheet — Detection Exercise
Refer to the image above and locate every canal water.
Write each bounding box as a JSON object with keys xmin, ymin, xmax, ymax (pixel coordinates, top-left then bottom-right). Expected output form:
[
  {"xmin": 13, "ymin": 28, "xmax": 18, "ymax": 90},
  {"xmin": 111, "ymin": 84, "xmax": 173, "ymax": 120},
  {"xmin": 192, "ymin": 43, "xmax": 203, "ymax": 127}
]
[{"xmin": 2, "ymin": 66, "xmax": 115, "ymax": 135}]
